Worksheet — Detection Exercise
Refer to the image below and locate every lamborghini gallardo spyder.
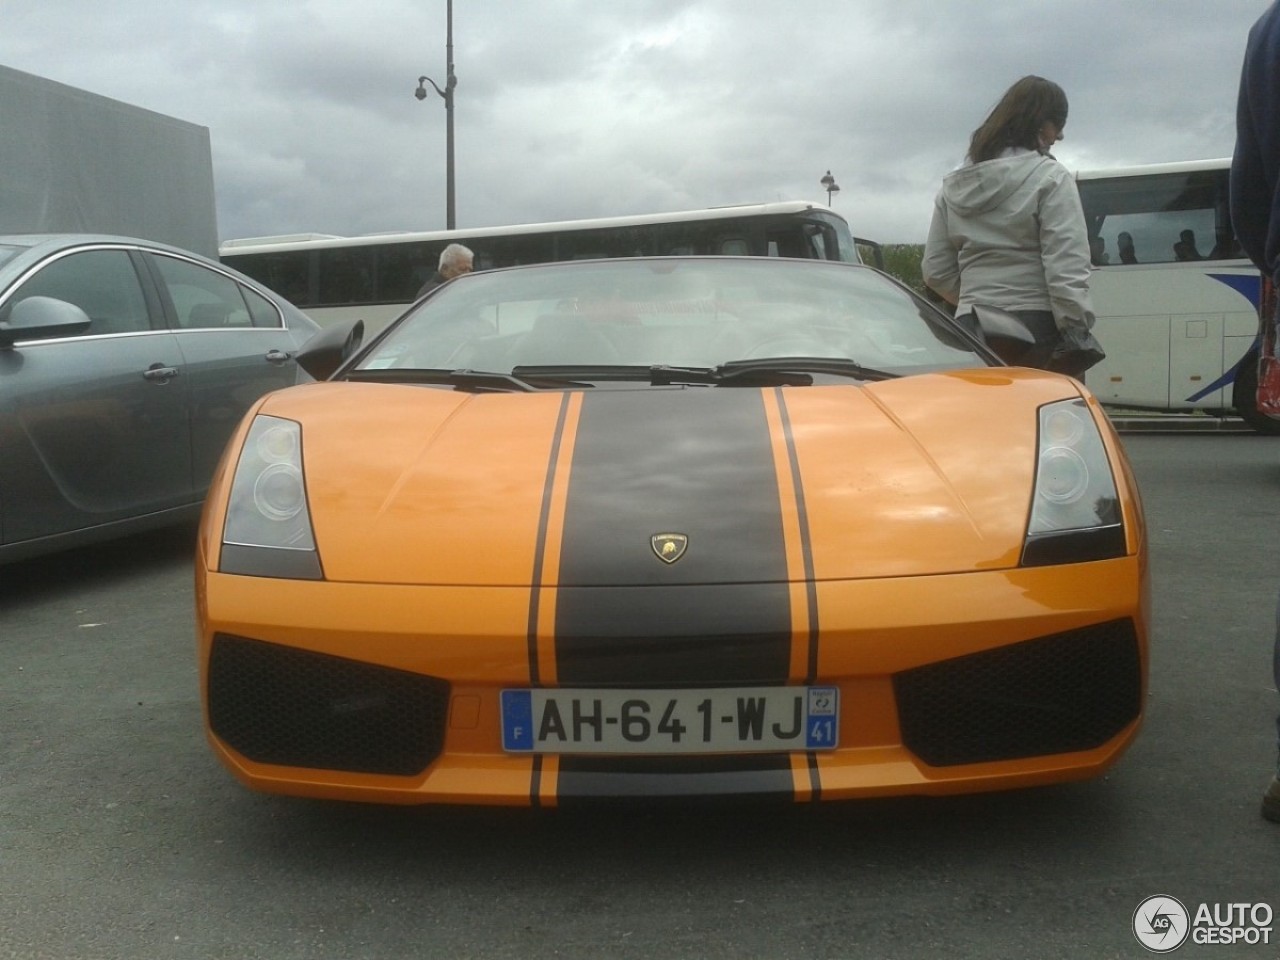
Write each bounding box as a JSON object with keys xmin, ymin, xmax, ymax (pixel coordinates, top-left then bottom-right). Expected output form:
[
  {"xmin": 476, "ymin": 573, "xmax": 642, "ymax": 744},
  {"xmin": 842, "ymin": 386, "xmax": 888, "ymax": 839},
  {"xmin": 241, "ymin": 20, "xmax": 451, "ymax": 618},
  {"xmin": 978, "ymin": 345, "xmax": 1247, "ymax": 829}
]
[{"xmin": 196, "ymin": 256, "xmax": 1148, "ymax": 806}]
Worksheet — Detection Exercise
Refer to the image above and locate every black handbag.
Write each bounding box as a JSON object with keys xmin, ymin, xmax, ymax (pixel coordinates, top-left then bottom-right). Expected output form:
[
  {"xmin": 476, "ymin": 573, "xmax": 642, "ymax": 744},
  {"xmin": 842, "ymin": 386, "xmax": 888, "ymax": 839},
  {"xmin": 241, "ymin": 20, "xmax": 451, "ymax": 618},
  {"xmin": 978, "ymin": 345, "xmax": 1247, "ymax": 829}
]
[{"xmin": 1048, "ymin": 325, "xmax": 1106, "ymax": 377}]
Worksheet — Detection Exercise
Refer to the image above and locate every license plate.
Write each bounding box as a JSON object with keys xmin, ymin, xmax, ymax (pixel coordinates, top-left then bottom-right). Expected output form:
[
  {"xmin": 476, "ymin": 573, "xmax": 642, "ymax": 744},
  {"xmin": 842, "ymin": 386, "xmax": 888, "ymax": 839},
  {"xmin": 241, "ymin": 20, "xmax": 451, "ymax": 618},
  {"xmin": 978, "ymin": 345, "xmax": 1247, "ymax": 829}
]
[{"xmin": 501, "ymin": 686, "xmax": 839, "ymax": 754}]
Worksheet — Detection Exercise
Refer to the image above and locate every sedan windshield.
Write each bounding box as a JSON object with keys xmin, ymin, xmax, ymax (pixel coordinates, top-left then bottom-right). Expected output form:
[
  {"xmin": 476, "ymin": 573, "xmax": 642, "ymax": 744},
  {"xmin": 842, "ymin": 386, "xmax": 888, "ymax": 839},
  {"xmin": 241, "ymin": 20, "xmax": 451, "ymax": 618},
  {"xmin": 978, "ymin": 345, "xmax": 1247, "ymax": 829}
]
[{"xmin": 358, "ymin": 258, "xmax": 986, "ymax": 378}]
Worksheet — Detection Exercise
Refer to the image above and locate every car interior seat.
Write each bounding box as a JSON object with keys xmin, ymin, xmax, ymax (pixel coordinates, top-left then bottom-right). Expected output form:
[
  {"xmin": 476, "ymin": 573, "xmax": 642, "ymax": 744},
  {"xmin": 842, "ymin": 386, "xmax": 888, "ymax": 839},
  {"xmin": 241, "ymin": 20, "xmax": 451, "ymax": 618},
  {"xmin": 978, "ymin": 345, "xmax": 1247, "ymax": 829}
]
[
  {"xmin": 517, "ymin": 313, "xmax": 622, "ymax": 366},
  {"xmin": 188, "ymin": 302, "xmax": 234, "ymax": 328}
]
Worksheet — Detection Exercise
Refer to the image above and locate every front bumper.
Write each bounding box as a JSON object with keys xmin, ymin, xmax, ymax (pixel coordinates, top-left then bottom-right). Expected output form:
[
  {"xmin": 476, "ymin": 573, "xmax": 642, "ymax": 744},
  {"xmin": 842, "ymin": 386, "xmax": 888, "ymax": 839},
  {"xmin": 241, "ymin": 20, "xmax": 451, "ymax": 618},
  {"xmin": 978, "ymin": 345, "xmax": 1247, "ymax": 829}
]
[{"xmin": 197, "ymin": 557, "xmax": 1148, "ymax": 806}]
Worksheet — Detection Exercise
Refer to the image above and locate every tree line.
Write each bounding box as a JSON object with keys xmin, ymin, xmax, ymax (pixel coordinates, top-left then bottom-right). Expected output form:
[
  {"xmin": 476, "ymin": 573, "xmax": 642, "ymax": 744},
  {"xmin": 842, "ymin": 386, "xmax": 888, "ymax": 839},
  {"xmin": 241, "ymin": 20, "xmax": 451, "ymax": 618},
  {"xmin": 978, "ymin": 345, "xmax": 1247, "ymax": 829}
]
[{"xmin": 877, "ymin": 243, "xmax": 927, "ymax": 296}]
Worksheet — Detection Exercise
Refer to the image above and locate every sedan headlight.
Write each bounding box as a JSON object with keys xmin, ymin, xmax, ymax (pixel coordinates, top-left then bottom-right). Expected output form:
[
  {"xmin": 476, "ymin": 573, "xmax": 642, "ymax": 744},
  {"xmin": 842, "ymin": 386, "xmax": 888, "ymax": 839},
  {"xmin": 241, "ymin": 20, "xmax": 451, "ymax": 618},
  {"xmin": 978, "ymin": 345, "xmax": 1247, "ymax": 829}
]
[
  {"xmin": 1021, "ymin": 399, "xmax": 1126, "ymax": 567},
  {"xmin": 219, "ymin": 415, "xmax": 323, "ymax": 579}
]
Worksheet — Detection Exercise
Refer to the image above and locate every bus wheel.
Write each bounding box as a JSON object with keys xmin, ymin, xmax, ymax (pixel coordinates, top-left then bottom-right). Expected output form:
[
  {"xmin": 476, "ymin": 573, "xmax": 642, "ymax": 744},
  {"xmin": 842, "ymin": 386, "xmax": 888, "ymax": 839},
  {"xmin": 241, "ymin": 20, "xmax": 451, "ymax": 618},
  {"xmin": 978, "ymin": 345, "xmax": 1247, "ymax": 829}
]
[{"xmin": 1232, "ymin": 348, "xmax": 1280, "ymax": 435}]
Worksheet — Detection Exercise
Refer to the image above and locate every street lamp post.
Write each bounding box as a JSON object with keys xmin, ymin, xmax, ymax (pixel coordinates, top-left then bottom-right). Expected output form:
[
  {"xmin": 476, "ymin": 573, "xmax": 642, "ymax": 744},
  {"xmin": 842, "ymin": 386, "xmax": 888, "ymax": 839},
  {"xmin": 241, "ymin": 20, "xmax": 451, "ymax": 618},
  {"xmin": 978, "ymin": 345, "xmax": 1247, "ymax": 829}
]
[
  {"xmin": 415, "ymin": 0, "xmax": 457, "ymax": 229},
  {"xmin": 820, "ymin": 170, "xmax": 840, "ymax": 206}
]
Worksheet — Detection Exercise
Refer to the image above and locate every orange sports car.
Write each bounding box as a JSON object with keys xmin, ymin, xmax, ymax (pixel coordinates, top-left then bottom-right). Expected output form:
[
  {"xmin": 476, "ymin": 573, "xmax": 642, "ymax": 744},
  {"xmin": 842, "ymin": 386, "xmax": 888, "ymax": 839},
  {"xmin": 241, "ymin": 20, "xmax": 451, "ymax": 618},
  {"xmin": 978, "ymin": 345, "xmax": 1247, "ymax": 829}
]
[{"xmin": 196, "ymin": 256, "xmax": 1148, "ymax": 806}]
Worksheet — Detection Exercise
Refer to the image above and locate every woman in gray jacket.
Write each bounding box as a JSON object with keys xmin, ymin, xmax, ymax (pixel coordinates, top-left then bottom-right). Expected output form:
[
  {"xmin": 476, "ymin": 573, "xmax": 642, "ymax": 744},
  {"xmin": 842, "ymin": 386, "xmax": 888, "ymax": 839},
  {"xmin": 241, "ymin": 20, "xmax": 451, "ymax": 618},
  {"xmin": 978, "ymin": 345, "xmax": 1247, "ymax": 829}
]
[{"xmin": 923, "ymin": 76, "xmax": 1098, "ymax": 372}]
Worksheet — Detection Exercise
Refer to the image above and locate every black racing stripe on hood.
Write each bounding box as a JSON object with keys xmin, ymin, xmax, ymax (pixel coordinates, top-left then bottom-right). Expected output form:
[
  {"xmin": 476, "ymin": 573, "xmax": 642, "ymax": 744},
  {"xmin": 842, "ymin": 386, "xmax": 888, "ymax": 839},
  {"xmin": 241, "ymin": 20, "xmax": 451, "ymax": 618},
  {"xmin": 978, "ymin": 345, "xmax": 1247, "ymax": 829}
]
[{"xmin": 554, "ymin": 389, "xmax": 791, "ymax": 686}]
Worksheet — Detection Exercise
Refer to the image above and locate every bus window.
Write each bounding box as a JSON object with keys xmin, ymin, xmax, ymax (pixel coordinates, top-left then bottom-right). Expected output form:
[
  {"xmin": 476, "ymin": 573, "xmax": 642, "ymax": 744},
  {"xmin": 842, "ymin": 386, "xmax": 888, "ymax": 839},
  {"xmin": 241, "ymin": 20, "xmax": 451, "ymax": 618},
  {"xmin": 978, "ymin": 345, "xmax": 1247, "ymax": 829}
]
[
  {"xmin": 1080, "ymin": 168, "xmax": 1240, "ymax": 266},
  {"xmin": 657, "ymin": 219, "xmax": 754, "ymax": 256},
  {"xmin": 766, "ymin": 228, "xmax": 807, "ymax": 258},
  {"xmin": 767, "ymin": 215, "xmax": 846, "ymax": 261},
  {"xmin": 377, "ymin": 241, "xmax": 435, "ymax": 302},
  {"xmin": 802, "ymin": 222, "xmax": 838, "ymax": 261},
  {"xmin": 556, "ymin": 225, "xmax": 652, "ymax": 261},
  {"xmin": 232, "ymin": 251, "xmax": 313, "ymax": 306},
  {"xmin": 465, "ymin": 234, "xmax": 555, "ymax": 271},
  {"xmin": 317, "ymin": 247, "xmax": 374, "ymax": 305}
]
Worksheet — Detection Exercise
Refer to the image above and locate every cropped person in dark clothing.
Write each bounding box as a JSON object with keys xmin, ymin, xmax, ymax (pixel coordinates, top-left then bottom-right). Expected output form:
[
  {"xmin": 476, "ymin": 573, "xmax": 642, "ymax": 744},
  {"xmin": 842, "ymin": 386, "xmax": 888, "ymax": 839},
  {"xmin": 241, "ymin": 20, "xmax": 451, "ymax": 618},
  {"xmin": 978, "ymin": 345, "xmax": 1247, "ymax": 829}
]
[{"xmin": 1229, "ymin": 0, "xmax": 1280, "ymax": 824}]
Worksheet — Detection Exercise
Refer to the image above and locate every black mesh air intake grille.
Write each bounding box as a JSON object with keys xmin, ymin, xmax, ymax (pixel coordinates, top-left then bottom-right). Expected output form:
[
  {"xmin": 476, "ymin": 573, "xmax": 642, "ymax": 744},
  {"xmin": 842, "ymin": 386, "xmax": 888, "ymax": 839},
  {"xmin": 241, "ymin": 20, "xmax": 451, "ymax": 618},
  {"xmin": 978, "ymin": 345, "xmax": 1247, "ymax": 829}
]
[
  {"xmin": 893, "ymin": 619, "xmax": 1142, "ymax": 767},
  {"xmin": 207, "ymin": 634, "xmax": 449, "ymax": 776}
]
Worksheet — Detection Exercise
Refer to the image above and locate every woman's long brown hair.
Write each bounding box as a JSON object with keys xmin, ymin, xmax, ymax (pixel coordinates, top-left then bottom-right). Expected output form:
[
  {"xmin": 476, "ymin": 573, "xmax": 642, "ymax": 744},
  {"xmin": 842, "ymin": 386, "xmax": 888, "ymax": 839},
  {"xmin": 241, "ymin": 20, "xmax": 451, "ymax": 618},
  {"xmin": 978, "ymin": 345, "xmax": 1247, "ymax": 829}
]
[{"xmin": 967, "ymin": 75, "xmax": 1069, "ymax": 163}]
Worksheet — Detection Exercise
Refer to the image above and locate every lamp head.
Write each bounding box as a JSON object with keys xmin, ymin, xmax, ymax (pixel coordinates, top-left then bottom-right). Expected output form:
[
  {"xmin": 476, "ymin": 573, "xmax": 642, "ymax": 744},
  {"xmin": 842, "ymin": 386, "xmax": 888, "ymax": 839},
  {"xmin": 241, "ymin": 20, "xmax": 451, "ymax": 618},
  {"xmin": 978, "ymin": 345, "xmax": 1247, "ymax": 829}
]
[{"xmin": 415, "ymin": 78, "xmax": 429, "ymax": 101}]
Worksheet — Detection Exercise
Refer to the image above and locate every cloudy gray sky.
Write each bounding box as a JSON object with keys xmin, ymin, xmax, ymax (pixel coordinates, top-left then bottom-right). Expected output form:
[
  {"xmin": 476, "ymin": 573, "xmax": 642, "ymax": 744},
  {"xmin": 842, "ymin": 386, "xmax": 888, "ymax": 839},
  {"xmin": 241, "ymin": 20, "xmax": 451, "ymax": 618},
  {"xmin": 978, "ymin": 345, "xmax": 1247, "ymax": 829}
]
[{"xmin": 2, "ymin": 0, "xmax": 1268, "ymax": 244}]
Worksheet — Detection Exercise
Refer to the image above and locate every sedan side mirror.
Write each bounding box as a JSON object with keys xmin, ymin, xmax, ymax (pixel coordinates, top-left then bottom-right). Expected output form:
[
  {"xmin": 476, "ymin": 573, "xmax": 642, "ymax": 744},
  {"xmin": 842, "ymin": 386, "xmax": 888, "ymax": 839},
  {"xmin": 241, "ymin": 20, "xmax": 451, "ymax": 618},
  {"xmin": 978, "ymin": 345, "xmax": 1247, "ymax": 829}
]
[
  {"xmin": 295, "ymin": 319, "xmax": 365, "ymax": 381},
  {"xmin": 0, "ymin": 296, "xmax": 92, "ymax": 350}
]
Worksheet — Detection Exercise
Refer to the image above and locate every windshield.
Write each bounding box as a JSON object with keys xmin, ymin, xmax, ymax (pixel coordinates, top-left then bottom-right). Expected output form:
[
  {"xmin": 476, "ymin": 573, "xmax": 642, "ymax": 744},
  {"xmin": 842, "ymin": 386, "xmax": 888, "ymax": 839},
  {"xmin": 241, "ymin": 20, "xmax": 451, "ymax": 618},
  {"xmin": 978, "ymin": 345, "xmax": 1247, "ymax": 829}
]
[{"xmin": 358, "ymin": 258, "xmax": 986, "ymax": 377}]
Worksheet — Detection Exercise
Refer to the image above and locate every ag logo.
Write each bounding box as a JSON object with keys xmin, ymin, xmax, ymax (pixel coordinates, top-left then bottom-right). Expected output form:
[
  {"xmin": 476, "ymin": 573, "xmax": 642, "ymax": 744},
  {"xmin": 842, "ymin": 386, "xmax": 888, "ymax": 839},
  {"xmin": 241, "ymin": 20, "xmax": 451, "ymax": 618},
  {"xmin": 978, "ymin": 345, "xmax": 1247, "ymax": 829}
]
[
  {"xmin": 1132, "ymin": 895, "xmax": 1190, "ymax": 953},
  {"xmin": 651, "ymin": 533, "xmax": 688, "ymax": 564}
]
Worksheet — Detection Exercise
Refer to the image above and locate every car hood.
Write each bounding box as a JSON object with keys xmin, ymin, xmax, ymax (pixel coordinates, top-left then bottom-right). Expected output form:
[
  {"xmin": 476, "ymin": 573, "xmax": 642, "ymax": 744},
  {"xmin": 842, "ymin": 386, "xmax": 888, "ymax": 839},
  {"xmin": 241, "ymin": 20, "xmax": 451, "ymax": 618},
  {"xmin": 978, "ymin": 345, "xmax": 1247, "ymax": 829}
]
[{"xmin": 254, "ymin": 370, "xmax": 1086, "ymax": 586}]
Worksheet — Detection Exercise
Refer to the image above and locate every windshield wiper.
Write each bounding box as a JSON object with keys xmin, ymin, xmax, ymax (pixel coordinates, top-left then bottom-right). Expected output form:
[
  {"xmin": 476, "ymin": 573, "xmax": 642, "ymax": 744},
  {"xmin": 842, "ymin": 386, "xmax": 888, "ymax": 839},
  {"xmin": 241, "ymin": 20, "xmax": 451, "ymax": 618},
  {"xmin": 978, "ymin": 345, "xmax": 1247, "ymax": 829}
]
[
  {"xmin": 649, "ymin": 364, "xmax": 813, "ymax": 386},
  {"xmin": 354, "ymin": 359, "xmax": 901, "ymax": 392},
  {"xmin": 722, "ymin": 357, "xmax": 898, "ymax": 381},
  {"xmin": 511, "ymin": 364, "xmax": 654, "ymax": 383},
  {"xmin": 515, "ymin": 363, "xmax": 817, "ymax": 387},
  {"xmin": 346, "ymin": 368, "xmax": 591, "ymax": 392},
  {"xmin": 652, "ymin": 358, "xmax": 898, "ymax": 386}
]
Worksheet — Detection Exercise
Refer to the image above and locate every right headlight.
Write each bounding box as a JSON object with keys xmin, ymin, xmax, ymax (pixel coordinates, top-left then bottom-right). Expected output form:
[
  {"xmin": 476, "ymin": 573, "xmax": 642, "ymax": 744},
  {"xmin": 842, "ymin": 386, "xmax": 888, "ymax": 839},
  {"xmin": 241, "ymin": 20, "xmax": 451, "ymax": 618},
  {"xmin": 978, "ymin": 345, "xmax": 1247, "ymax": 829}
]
[
  {"xmin": 219, "ymin": 415, "xmax": 323, "ymax": 579},
  {"xmin": 1021, "ymin": 399, "xmax": 1126, "ymax": 567}
]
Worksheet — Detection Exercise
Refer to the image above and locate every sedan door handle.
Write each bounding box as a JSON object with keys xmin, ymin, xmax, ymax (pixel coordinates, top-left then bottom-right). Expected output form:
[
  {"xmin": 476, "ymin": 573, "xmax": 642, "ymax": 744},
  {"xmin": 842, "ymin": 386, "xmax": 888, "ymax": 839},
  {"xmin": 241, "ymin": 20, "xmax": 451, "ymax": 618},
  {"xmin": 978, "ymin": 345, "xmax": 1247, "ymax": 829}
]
[
  {"xmin": 265, "ymin": 349, "xmax": 292, "ymax": 364},
  {"xmin": 143, "ymin": 364, "xmax": 180, "ymax": 383}
]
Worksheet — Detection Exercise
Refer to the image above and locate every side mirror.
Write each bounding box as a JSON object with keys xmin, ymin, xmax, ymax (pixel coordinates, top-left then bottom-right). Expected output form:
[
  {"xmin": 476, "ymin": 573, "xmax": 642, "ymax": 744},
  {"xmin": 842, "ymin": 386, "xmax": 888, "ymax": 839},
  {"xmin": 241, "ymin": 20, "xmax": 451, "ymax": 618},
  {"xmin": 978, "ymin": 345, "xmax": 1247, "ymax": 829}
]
[
  {"xmin": 853, "ymin": 237, "xmax": 886, "ymax": 271},
  {"xmin": 0, "ymin": 296, "xmax": 92, "ymax": 349},
  {"xmin": 970, "ymin": 304, "xmax": 1038, "ymax": 366},
  {"xmin": 295, "ymin": 319, "xmax": 364, "ymax": 381}
]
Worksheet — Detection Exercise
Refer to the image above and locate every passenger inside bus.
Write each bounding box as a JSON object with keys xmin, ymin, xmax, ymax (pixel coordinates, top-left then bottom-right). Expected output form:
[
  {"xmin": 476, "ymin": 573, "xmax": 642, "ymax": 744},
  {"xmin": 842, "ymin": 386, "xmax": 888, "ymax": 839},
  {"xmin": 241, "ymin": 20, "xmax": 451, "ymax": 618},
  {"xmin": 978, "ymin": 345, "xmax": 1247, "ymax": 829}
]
[
  {"xmin": 1209, "ymin": 228, "xmax": 1244, "ymax": 259},
  {"xmin": 1118, "ymin": 232, "xmax": 1138, "ymax": 264},
  {"xmin": 1173, "ymin": 228, "xmax": 1204, "ymax": 261}
]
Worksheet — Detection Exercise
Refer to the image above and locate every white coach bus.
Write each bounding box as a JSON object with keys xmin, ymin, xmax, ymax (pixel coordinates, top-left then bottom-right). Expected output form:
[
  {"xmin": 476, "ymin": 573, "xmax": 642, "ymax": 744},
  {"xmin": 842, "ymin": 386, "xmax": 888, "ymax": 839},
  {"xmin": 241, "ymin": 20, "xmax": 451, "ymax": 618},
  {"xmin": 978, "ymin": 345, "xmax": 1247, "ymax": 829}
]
[
  {"xmin": 220, "ymin": 202, "xmax": 881, "ymax": 335},
  {"xmin": 1075, "ymin": 158, "xmax": 1276, "ymax": 433}
]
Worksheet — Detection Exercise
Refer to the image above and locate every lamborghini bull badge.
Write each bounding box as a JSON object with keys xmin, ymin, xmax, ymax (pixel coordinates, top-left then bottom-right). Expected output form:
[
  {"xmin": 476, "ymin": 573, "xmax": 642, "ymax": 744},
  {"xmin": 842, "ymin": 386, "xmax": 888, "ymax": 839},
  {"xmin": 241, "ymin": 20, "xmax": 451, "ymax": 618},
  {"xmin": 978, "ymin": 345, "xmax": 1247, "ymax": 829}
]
[{"xmin": 651, "ymin": 533, "xmax": 689, "ymax": 564}]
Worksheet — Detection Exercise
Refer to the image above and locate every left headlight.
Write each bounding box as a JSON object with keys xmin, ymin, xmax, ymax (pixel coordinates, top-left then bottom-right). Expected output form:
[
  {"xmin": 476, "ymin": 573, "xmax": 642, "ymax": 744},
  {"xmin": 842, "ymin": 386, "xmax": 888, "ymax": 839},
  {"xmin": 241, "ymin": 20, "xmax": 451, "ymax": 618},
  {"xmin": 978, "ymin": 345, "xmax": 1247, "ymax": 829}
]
[
  {"xmin": 1021, "ymin": 399, "xmax": 1126, "ymax": 567},
  {"xmin": 219, "ymin": 415, "xmax": 323, "ymax": 579}
]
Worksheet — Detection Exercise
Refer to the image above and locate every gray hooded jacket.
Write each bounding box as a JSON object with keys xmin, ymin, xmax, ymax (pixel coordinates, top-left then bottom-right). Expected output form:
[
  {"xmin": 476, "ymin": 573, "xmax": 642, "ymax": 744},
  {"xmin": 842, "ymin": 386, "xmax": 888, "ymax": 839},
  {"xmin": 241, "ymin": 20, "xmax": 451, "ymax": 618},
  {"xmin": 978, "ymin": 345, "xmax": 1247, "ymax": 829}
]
[{"xmin": 922, "ymin": 149, "xmax": 1095, "ymax": 333}]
